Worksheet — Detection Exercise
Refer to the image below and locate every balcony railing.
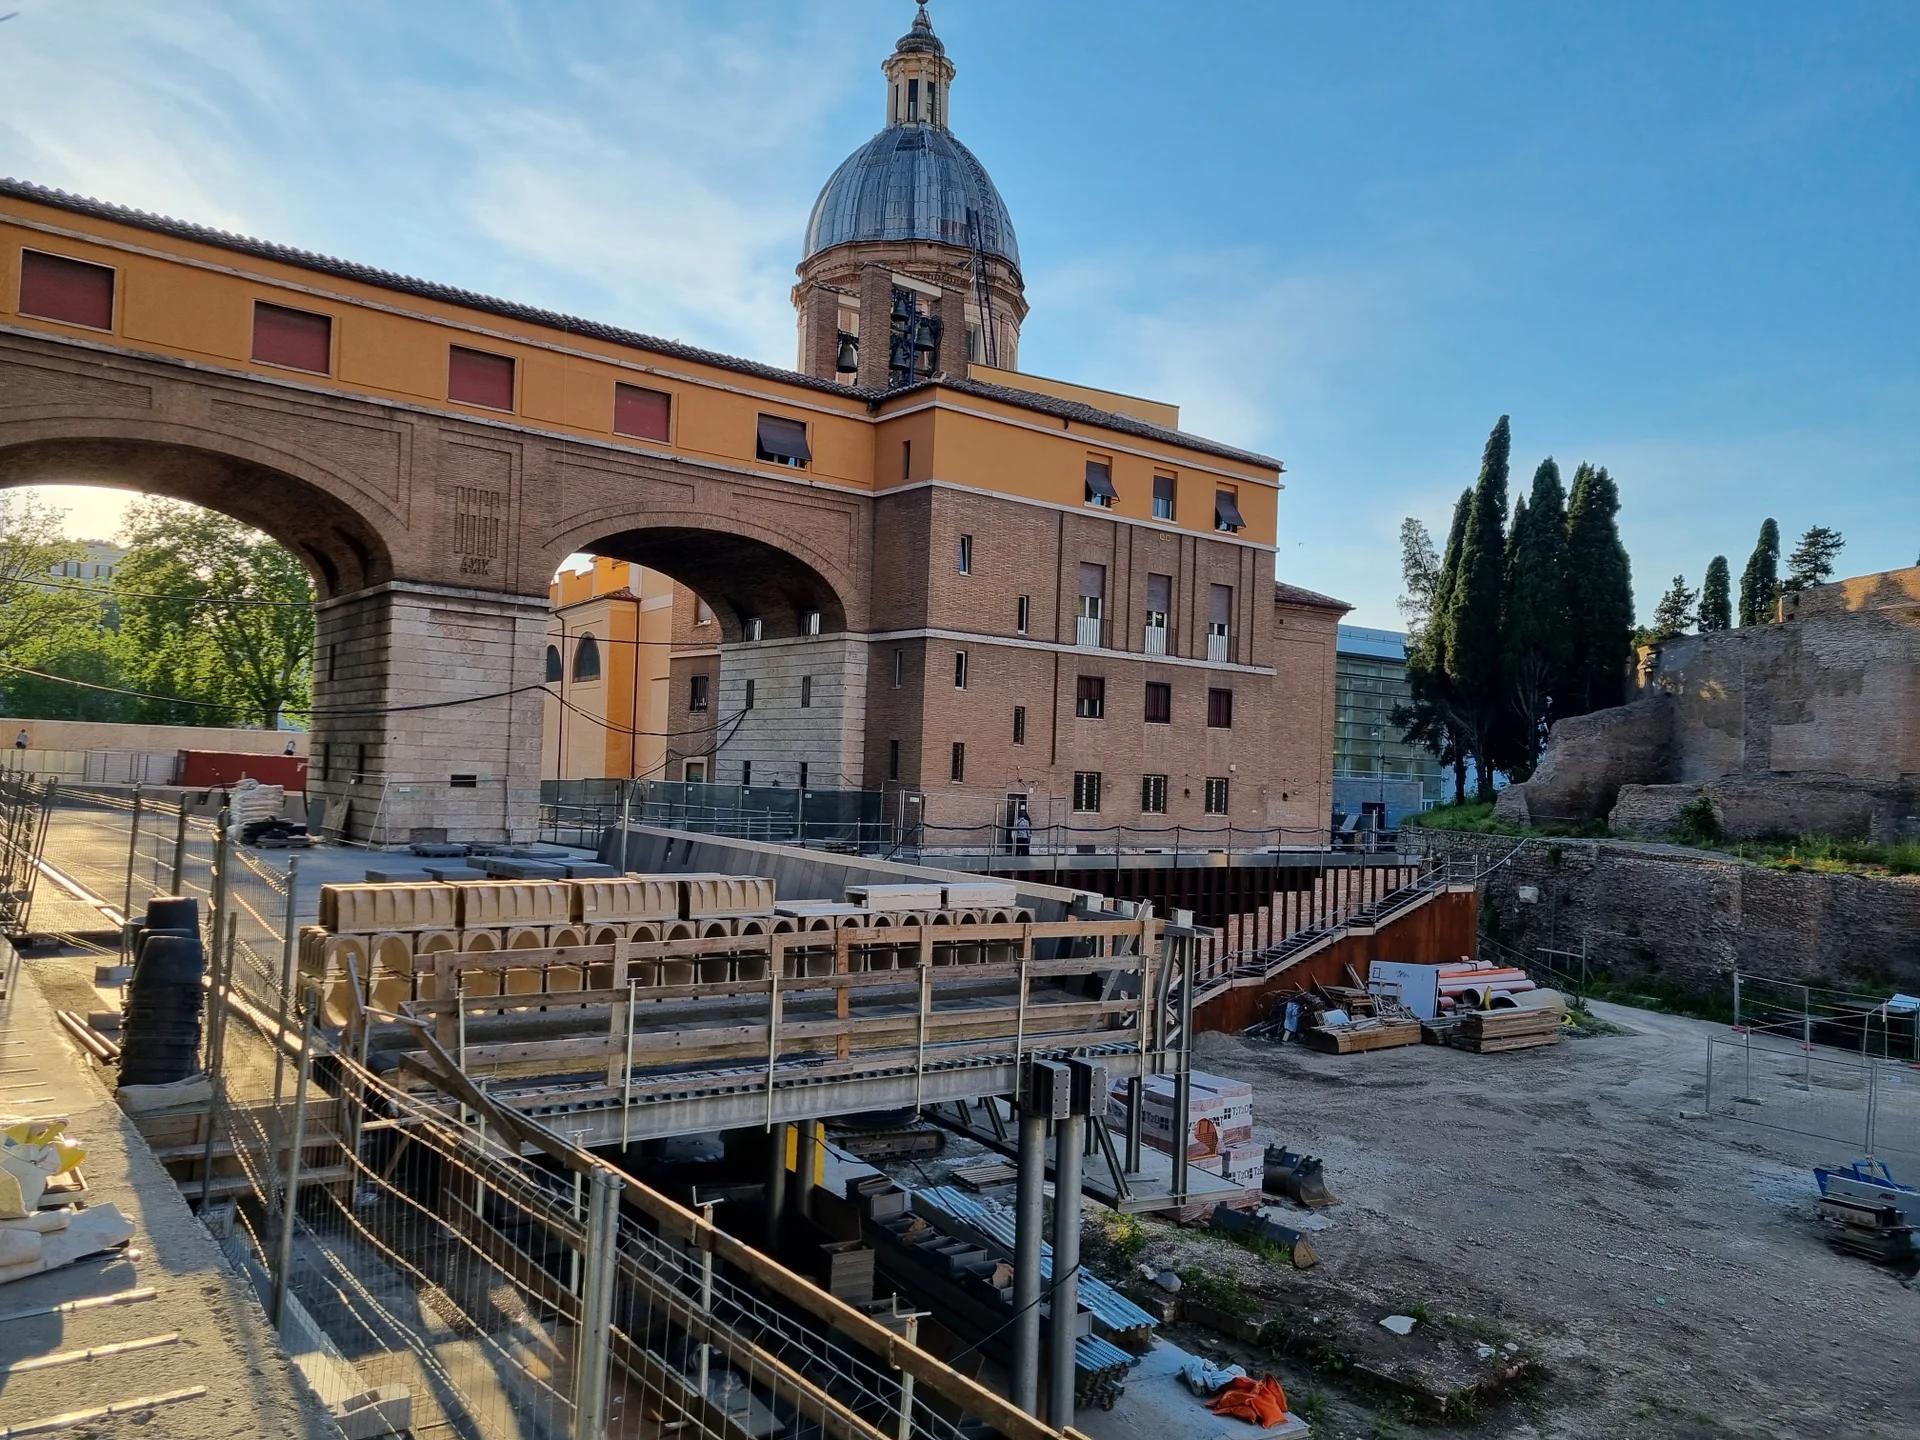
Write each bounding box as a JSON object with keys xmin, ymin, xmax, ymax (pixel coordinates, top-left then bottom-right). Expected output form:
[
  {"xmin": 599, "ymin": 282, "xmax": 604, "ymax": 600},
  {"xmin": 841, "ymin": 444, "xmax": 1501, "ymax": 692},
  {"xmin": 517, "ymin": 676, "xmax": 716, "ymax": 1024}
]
[
  {"xmin": 1076, "ymin": 615, "xmax": 1103, "ymax": 648},
  {"xmin": 1142, "ymin": 623, "xmax": 1168, "ymax": 656},
  {"xmin": 1206, "ymin": 627, "xmax": 1229, "ymax": 663}
]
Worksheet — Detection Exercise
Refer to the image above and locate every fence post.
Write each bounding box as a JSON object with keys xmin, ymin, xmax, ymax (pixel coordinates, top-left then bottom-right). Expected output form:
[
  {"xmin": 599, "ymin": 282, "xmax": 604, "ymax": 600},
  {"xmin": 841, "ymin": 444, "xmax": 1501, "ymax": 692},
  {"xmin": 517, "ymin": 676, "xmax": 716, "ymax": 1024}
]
[
  {"xmin": 270, "ymin": 989, "xmax": 316, "ymax": 1329},
  {"xmin": 615, "ymin": 780, "xmax": 631, "ymax": 874},
  {"xmin": 895, "ymin": 1313, "xmax": 921, "ymax": 1440},
  {"xmin": 196, "ymin": 811, "xmax": 234, "ymax": 1213},
  {"xmin": 571, "ymin": 1166, "xmax": 622, "ymax": 1440},
  {"xmin": 1733, "ymin": 970, "xmax": 1743, "ymax": 1030},
  {"xmin": 170, "ymin": 805, "xmax": 189, "ymax": 894},
  {"xmin": 695, "ymin": 1202, "xmax": 715, "ymax": 1398},
  {"xmin": 120, "ymin": 786, "xmax": 144, "ymax": 947},
  {"xmin": 270, "ymin": 855, "xmax": 301, "ymax": 1146},
  {"xmin": 1703, "ymin": 1038, "xmax": 1713, "ymax": 1116}
]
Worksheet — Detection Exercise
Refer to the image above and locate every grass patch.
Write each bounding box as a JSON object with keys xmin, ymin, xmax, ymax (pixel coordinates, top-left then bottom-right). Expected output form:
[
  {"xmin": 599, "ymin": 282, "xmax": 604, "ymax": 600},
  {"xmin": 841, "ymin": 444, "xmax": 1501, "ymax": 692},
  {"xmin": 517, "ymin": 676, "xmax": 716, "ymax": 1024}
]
[
  {"xmin": 1713, "ymin": 834, "xmax": 1920, "ymax": 877},
  {"xmin": 1082, "ymin": 1210, "xmax": 1149, "ymax": 1267},
  {"xmin": 1178, "ymin": 1265, "xmax": 1254, "ymax": 1319},
  {"xmin": 1405, "ymin": 801, "xmax": 1609, "ymax": 839}
]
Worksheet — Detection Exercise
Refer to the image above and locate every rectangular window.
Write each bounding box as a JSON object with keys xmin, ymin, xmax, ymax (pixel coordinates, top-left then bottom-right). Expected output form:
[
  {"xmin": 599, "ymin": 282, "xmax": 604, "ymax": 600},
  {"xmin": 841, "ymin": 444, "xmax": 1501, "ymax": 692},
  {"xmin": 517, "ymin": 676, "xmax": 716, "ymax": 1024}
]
[
  {"xmin": 695, "ymin": 597, "xmax": 714, "ymax": 626},
  {"xmin": 1152, "ymin": 473, "xmax": 1177, "ymax": 521},
  {"xmin": 893, "ymin": 648, "xmax": 905, "ymax": 688},
  {"xmin": 1208, "ymin": 583, "xmax": 1233, "ymax": 662},
  {"xmin": 448, "ymin": 345, "xmax": 515, "ymax": 410},
  {"xmin": 1204, "ymin": 776, "xmax": 1230, "ymax": 814},
  {"xmin": 888, "ymin": 739, "xmax": 901, "ymax": 781},
  {"xmin": 1144, "ymin": 682, "xmax": 1172, "ymax": 725},
  {"xmin": 743, "ymin": 678, "xmax": 756, "ymax": 710},
  {"xmin": 613, "ymin": 382, "xmax": 671, "ymax": 441},
  {"xmin": 958, "ymin": 534, "xmax": 973, "ymax": 575},
  {"xmin": 689, "ymin": 674, "xmax": 710, "ymax": 712},
  {"xmin": 903, "ymin": 440, "xmax": 912, "ymax": 480},
  {"xmin": 1015, "ymin": 594, "xmax": 1030, "ymax": 635},
  {"xmin": 1215, "ymin": 488, "xmax": 1246, "ymax": 533},
  {"xmin": 802, "ymin": 609, "xmax": 822, "ymax": 635},
  {"xmin": 1144, "ymin": 571, "xmax": 1172, "ymax": 654},
  {"xmin": 684, "ymin": 758, "xmax": 708, "ymax": 783},
  {"xmin": 1072, "ymin": 771, "xmax": 1103, "ymax": 813},
  {"xmin": 954, "ymin": 651, "xmax": 969, "ymax": 689},
  {"xmin": 745, "ymin": 617, "xmax": 764, "ymax": 641},
  {"xmin": 1077, "ymin": 563, "xmax": 1105, "ymax": 647},
  {"xmin": 1207, "ymin": 687, "xmax": 1234, "ymax": 729},
  {"xmin": 799, "ymin": 762, "xmax": 809, "ymax": 790},
  {"xmin": 800, "ymin": 675, "xmax": 813, "ymax": 708},
  {"xmin": 756, "ymin": 414, "xmax": 812, "ymax": 467},
  {"xmin": 1012, "ymin": 705, "xmax": 1027, "ymax": 746},
  {"xmin": 251, "ymin": 301, "xmax": 331, "ymax": 373},
  {"xmin": 1084, "ymin": 458, "xmax": 1118, "ymax": 507},
  {"xmin": 1142, "ymin": 774, "xmax": 1168, "ymax": 814},
  {"xmin": 950, "ymin": 741, "xmax": 965, "ymax": 783},
  {"xmin": 742, "ymin": 760, "xmax": 753, "ymax": 786},
  {"xmin": 18, "ymin": 249, "xmax": 114, "ymax": 330},
  {"xmin": 1075, "ymin": 675, "xmax": 1106, "ymax": 719}
]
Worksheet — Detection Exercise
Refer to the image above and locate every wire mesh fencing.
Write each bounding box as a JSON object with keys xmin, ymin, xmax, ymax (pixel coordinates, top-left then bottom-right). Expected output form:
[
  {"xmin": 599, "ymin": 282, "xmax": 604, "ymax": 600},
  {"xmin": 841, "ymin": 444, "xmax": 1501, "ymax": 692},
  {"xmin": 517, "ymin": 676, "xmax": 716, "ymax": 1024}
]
[{"xmin": 34, "ymin": 786, "xmax": 1083, "ymax": 1440}]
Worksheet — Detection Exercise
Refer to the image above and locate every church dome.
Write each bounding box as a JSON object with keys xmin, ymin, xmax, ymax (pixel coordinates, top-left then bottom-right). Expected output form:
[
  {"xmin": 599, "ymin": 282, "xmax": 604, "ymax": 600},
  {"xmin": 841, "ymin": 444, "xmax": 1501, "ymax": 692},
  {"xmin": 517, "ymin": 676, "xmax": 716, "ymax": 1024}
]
[{"xmin": 803, "ymin": 124, "xmax": 1020, "ymax": 270}]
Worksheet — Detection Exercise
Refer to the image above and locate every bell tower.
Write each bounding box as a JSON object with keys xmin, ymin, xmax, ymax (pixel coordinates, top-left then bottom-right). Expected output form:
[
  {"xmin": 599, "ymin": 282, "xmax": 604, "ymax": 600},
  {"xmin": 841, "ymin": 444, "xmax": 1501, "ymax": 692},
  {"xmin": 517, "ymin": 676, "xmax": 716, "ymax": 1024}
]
[{"xmin": 794, "ymin": 2, "xmax": 1029, "ymax": 386}]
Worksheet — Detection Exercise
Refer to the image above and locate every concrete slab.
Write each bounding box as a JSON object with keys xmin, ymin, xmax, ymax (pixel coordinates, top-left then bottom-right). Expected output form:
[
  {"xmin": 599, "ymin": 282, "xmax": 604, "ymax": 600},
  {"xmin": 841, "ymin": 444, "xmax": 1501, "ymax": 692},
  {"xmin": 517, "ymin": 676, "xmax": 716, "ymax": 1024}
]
[
  {"xmin": 423, "ymin": 865, "xmax": 488, "ymax": 882},
  {"xmin": 477, "ymin": 858, "xmax": 568, "ymax": 879}
]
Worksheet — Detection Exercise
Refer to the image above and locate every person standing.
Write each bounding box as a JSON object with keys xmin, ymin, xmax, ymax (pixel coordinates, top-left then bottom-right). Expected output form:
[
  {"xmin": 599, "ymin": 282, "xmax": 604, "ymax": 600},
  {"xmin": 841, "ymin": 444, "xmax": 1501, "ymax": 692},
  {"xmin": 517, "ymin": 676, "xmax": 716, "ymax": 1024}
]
[{"xmin": 1012, "ymin": 802, "xmax": 1032, "ymax": 856}]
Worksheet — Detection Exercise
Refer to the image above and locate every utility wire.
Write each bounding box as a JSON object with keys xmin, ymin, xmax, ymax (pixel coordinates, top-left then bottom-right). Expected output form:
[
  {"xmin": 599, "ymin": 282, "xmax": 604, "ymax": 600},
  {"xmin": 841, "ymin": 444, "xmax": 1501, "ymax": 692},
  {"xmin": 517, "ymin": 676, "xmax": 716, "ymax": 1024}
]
[{"xmin": 0, "ymin": 660, "xmax": 745, "ymax": 737}]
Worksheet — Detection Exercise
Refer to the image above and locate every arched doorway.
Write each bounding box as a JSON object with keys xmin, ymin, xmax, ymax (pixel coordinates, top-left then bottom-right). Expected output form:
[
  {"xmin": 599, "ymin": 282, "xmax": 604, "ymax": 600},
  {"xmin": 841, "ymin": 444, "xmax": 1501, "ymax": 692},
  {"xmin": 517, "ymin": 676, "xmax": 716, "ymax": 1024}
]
[{"xmin": 537, "ymin": 524, "xmax": 866, "ymax": 809}]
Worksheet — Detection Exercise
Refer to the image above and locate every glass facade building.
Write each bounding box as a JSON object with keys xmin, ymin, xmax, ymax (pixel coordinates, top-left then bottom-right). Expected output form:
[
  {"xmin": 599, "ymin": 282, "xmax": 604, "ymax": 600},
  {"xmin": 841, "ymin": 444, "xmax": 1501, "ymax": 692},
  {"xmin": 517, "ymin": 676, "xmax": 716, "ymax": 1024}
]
[{"xmin": 1332, "ymin": 625, "xmax": 1445, "ymax": 826}]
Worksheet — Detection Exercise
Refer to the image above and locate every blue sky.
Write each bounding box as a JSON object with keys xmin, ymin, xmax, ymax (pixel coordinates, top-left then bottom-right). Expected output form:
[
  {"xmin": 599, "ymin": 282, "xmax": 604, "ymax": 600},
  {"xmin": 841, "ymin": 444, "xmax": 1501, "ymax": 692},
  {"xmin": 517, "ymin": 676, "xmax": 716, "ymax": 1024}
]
[{"xmin": 5, "ymin": 1, "xmax": 1916, "ymax": 627}]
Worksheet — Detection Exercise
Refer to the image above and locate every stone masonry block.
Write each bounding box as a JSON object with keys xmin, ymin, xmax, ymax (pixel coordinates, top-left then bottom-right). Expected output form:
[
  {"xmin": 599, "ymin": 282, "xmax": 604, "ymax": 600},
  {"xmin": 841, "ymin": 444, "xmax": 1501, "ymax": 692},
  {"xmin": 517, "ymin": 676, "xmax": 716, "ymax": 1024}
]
[{"xmin": 457, "ymin": 880, "xmax": 571, "ymax": 927}]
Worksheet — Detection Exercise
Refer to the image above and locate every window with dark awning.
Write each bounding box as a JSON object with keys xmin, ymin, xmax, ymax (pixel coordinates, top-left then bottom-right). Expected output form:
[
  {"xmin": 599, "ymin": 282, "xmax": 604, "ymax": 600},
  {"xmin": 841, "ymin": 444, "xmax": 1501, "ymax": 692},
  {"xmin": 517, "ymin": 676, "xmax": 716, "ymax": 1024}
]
[
  {"xmin": 1084, "ymin": 460, "xmax": 1118, "ymax": 506},
  {"xmin": 252, "ymin": 302, "xmax": 332, "ymax": 373},
  {"xmin": 756, "ymin": 415, "xmax": 812, "ymax": 466},
  {"xmin": 1215, "ymin": 488, "xmax": 1246, "ymax": 531},
  {"xmin": 19, "ymin": 249, "xmax": 114, "ymax": 330},
  {"xmin": 449, "ymin": 345, "xmax": 515, "ymax": 410}
]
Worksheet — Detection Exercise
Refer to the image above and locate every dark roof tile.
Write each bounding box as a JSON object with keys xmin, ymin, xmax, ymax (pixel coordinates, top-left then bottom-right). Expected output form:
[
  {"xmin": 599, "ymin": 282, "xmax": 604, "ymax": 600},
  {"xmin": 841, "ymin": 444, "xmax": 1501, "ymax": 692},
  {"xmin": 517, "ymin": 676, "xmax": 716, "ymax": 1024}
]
[{"xmin": 1273, "ymin": 580, "xmax": 1352, "ymax": 612}]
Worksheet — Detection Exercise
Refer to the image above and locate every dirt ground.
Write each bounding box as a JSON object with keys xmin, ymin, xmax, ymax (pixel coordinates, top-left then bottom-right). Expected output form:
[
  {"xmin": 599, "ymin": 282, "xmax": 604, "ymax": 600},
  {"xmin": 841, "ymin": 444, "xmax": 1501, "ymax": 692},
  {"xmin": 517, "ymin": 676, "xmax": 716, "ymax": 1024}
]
[{"xmin": 1101, "ymin": 1005, "xmax": 1920, "ymax": 1439}]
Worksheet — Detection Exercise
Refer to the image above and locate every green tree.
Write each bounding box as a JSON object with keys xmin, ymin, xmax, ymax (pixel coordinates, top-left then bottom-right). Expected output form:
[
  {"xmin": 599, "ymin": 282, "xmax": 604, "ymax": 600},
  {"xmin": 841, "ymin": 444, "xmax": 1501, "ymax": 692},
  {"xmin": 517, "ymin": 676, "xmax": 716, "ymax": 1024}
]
[
  {"xmin": 112, "ymin": 499, "xmax": 314, "ymax": 727},
  {"xmin": 1699, "ymin": 555, "xmax": 1732, "ymax": 631},
  {"xmin": 1782, "ymin": 525, "xmax": 1845, "ymax": 593},
  {"xmin": 0, "ymin": 493, "xmax": 86, "ymax": 677},
  {"xmin": 1397, "ymin": 489, "xmax": 1473, "ymax": 804},
  {"xmin": 1560, "ymin": 464, "xmax": 1635, "ymax": 715},
  {"xmin": 1650, "ymin": 574, "xmax": 1698, "ymax": 640},
  {"xmin": 1394, "ymin": 517, "xmax": 1441, "ymax": 645},
  {"xmin": 1442, "ymin": 416, "xmax": 1511, "ymax": 799},
  {"xmin": 1737, "ymin": 518, "xmax": 1780, "ymax": 625},
  {"xmin": 1501, "ymin": 457, "xmax": 1569, "ymax": 778}
]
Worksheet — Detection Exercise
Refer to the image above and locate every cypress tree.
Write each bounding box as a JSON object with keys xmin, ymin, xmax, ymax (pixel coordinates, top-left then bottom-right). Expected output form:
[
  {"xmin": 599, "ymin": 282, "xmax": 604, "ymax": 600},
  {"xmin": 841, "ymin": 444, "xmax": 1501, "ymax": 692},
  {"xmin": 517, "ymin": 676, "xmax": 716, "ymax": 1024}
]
[
  {"xmin": 1699, "ymin": 556, "xmax": 1732, "ymax": 631},
  {"xmin": 1561, "ymin": 464, "xmax": 1635, "ymax": 715},
  {"xmin": 1401, "ymin": 489, "xmax": 1473, "ymax": 803},
  {"xmin": 1502, "ymin": 457, "xmax": 1569, "ymax": 776},
  {"xmin": 1738, "ymin": 518, "xmax": 1780, "ymax": 625},
  {"xmin": 1442, "ymin": 416, "xmax": 1511, "ymax": 800}
]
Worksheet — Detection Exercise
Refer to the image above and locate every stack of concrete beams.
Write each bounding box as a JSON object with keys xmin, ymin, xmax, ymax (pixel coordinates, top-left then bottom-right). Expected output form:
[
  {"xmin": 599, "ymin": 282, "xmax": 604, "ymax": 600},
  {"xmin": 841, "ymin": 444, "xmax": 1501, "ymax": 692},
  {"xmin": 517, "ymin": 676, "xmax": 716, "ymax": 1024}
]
[{"xmin": 298, "ymin": 874, "xmax": 1042, "ymax": 1024}]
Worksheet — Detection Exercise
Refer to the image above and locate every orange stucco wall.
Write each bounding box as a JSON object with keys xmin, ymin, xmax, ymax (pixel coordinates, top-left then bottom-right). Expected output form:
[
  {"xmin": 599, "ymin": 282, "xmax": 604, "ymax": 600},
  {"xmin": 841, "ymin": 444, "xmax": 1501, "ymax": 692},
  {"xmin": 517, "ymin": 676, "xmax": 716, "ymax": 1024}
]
[
  {"xmin": 543, "ymin": 558, "xmax": 674, "ymax": 781},
  {"xmin": 1, "ymin": 194, "xmax": 1280, "ymax": 547}
]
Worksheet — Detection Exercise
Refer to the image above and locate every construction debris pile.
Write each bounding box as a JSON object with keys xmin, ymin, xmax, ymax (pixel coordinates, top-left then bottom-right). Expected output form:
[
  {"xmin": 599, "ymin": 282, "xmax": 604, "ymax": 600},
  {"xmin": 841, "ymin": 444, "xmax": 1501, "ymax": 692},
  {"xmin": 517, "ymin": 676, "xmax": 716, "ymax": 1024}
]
[
  {"xmin": 0, "ymin": 1116, "xmax": 134, "ymax": 1285},
  {"xmin": 1254, "ymin": 958, "xmax": 1569, "ymax": 1058}
]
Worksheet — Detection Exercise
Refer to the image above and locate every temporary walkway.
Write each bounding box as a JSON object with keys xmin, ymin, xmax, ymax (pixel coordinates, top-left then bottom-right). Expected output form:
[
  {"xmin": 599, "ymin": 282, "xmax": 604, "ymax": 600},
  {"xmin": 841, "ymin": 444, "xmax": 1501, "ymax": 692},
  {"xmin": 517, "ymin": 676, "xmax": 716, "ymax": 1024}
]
[{"xmin": 0, "ymin": 937, "xmax": 338, "ymax": 1439}]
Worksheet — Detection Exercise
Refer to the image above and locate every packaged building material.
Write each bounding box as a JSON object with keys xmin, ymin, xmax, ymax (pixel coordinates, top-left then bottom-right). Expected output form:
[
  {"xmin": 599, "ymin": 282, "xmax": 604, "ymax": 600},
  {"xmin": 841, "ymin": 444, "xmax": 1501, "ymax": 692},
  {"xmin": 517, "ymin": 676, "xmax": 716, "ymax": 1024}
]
[
  {"xmin": 1106, "ymin": 1072, "xmax": 1254, "ymax": 1158},
  {"xmin": 942, "ymin": 881, "xmax": 1018, "ymax": 909},
  {"xmin": 456, "ymin": 880, "xmax": 570, "ymax": 927}
]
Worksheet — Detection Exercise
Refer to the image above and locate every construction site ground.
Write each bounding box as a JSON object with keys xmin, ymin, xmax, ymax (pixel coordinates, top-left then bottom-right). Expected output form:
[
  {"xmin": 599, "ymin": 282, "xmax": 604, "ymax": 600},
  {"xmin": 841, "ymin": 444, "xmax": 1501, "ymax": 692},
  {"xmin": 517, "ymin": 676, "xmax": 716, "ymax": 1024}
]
[{"xmin": 1079, "ymin": 1005, "xmax": 1920, "ymax": 1440}]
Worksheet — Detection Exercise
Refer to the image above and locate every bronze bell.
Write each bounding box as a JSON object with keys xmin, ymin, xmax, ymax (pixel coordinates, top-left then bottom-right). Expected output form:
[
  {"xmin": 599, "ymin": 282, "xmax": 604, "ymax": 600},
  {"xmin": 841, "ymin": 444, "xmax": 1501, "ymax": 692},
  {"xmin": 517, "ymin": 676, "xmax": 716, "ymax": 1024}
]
[{"xmin": 835, "ymin": 333, "xmax": 859, "ymax": 372}]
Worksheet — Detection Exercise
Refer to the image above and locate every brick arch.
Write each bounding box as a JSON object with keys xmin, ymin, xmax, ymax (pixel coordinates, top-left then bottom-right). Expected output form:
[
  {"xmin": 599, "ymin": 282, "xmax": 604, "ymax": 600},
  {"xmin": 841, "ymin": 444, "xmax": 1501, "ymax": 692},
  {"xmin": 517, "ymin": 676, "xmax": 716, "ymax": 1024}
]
[
  {"xmin": 538, "ymin": 512, "xmax": 864, "ymax": 642},
  {"xmin": 0, "ymin": 415, "xmax": 398, "ymax": 598}
]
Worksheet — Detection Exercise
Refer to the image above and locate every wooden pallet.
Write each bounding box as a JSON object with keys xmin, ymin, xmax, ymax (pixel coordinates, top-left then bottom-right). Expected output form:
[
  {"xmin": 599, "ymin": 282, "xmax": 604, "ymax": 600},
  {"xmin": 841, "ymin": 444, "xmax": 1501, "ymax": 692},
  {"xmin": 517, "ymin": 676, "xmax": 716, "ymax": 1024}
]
[{"xmin": 1452, "ymin": 1010, "xmax": 1563, "ymax": 1054}]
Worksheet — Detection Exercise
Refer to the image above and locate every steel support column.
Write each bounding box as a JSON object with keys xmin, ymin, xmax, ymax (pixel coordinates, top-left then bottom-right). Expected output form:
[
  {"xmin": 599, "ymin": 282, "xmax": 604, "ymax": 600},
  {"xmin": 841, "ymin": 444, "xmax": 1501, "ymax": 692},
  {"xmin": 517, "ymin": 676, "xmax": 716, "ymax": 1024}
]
[
  {"xmin": 1011, "ymin": 1105, "xmax": 1046, "ymax": 1415},
  {"xmin": 764, "ymin": 1121, "xmax": 790, "ymax": 1249},
  {"xmin": 1047, "ymin": 1112, "xmax": 1084, "ymax": 1429}
]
